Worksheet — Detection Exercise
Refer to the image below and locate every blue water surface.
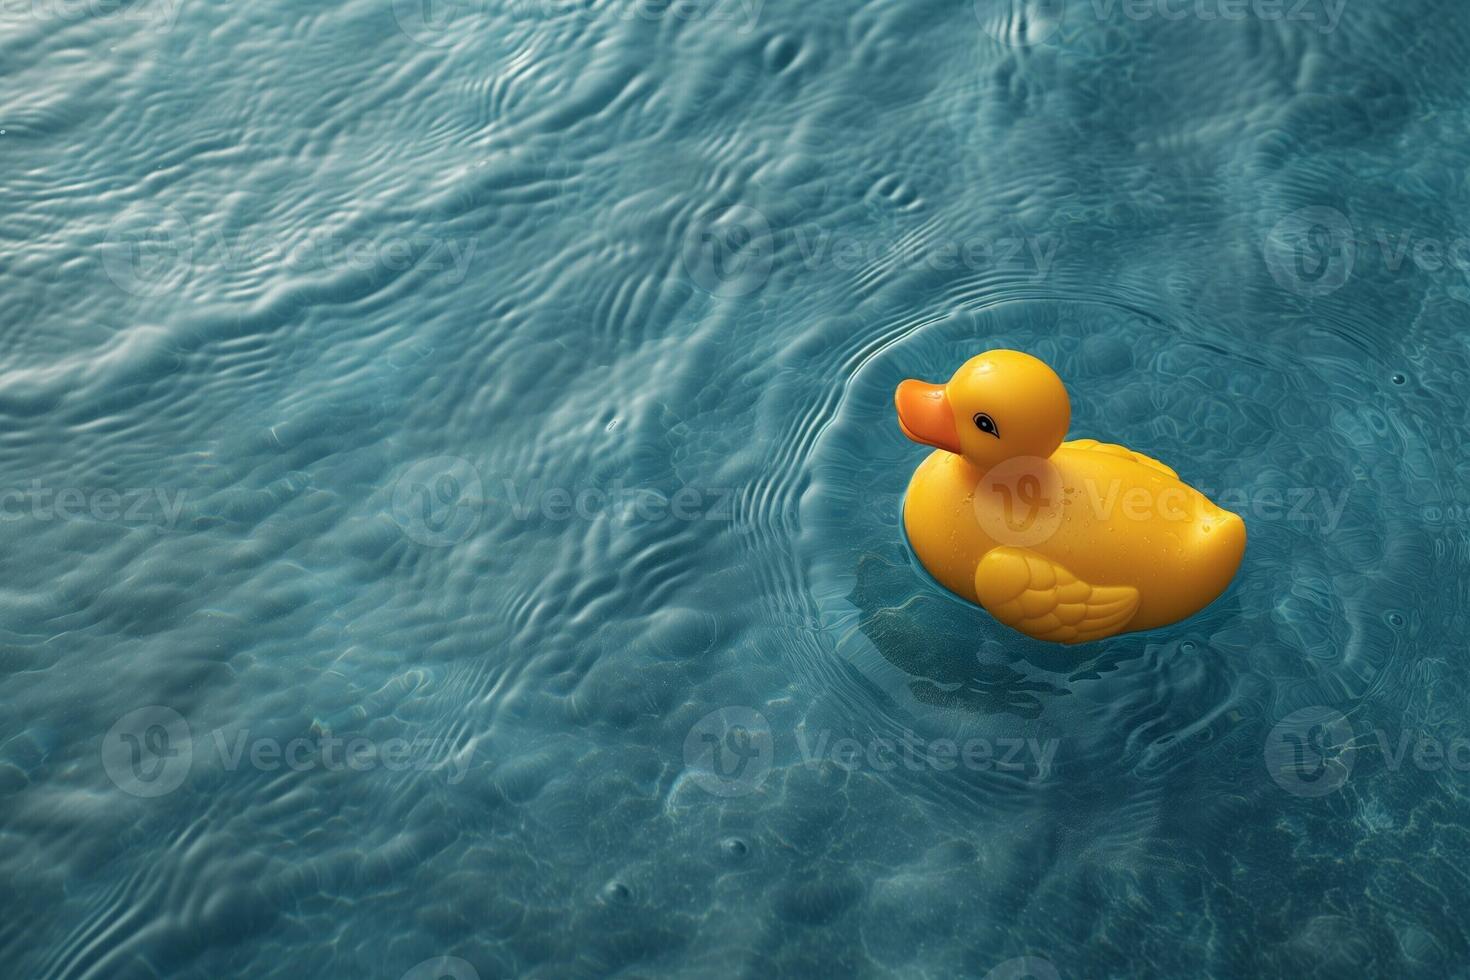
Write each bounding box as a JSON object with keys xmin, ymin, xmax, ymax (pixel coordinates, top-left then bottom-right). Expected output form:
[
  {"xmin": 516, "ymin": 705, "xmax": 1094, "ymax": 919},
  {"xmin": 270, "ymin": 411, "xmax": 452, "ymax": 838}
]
[{"xmin": 3, "ymin": 0, "xmax": 1469, "ymax": 976}]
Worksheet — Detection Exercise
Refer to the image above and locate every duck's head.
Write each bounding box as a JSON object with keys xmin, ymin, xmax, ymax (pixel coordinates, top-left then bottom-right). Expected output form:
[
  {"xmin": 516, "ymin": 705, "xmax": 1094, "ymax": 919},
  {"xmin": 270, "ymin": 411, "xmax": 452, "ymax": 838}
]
[{"xmin": 895, "ymin": 350, "xmax": 1071, "ymax": 467}]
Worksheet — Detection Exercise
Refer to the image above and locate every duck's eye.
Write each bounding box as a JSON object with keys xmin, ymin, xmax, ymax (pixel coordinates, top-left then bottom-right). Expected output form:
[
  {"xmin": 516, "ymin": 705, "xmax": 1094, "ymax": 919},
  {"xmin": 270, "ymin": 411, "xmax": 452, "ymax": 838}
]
[{"xmin": 973, "ymin": 413, "xmax": 999, "ymax": 438}]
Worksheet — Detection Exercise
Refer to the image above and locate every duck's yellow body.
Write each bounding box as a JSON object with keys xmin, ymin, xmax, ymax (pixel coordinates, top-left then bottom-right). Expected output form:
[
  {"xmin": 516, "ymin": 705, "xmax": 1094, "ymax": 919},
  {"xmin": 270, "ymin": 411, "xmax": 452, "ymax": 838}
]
[{"xmin": 896, "ymin": 351, "xmax": 1245, "ymax": 644}]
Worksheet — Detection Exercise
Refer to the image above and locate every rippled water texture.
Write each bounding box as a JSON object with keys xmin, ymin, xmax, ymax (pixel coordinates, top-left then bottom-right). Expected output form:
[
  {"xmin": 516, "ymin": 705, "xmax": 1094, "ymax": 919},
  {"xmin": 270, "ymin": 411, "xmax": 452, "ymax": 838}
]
[{"xmin": 3, "ymin": 0, "xmax": 1470, "ymax": 976}]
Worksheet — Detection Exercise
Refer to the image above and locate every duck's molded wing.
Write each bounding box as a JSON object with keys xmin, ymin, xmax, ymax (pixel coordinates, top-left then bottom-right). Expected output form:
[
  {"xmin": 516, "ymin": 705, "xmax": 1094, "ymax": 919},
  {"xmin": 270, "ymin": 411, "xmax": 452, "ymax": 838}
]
[
  {"xmin": 1063, "ymin": 438, "xmax": 1178, "ymax": 479},
  {"xmin": 974, "ymin": 547, "xmax": 1140, "ymax": 644}
]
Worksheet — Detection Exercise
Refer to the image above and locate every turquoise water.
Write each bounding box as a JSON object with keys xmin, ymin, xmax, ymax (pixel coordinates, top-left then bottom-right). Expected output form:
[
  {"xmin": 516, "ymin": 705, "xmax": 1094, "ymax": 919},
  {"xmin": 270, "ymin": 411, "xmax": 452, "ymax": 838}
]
[{"xmin": 3, "ymin": 0, "xmax": 1469, "ymax": 976}]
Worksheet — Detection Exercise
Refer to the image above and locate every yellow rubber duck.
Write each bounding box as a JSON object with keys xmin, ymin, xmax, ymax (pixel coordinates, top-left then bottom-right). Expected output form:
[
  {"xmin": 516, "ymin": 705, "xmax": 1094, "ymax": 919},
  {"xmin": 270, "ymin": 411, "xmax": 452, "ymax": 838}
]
[{"xmin": 895, "ymin": 350, "xmax": 1245, "ymax": 644}]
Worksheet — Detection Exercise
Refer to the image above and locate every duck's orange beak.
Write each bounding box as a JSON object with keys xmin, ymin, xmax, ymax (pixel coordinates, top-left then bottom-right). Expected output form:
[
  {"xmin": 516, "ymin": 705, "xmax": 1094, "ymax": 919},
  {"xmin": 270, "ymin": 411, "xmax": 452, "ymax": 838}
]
[{"xmin": 895, "ymin": 380, "xmax": 961, "ymax": 454}]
